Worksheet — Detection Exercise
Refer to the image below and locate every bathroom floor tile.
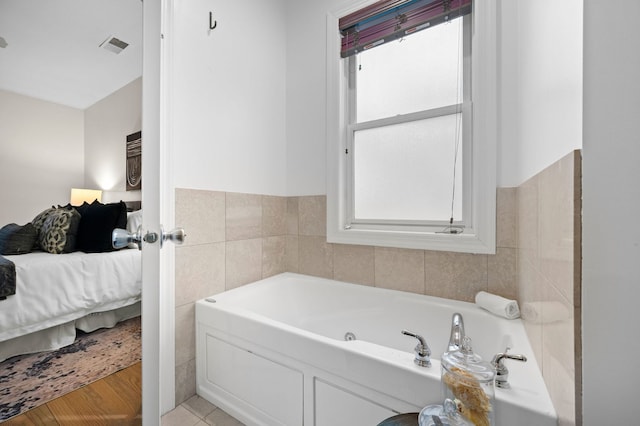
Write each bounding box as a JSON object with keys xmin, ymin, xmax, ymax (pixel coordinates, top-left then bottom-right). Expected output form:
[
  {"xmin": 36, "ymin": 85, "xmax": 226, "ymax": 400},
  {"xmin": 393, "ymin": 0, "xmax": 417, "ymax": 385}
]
[
  {"xmin": 183, "ymin": 394, "xmax": 217, "ymax": 419},
  {"xmin": 204, "ymin": 407, "xmax": 246, "ymax": 425},
  {"xmin": 161, "ymin": 405, "xmax": 201, "ymax": 426}
]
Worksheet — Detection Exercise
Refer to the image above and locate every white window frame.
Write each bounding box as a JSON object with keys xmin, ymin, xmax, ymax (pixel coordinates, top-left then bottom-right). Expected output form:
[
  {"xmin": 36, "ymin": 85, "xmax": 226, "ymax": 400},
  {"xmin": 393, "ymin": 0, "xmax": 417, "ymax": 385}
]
[{"xmin": 326, "ymin": 0, "xmax": 497, "ymax": 254}]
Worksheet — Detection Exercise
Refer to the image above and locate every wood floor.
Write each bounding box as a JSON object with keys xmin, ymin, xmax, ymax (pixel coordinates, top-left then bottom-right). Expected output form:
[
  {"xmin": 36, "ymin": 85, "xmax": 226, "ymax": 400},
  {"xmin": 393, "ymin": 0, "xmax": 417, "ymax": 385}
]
[{"xmin": 4, "ymin": 362, "xmax": 142, "ymax": 425}]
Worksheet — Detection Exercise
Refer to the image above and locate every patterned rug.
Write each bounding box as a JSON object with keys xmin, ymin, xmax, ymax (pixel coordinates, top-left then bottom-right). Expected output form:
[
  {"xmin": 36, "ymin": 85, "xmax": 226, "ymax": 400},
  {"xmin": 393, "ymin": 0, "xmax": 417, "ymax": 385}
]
[{"xmin": 0, "ymin": 316, "xmax": 141, "ymax": 422}]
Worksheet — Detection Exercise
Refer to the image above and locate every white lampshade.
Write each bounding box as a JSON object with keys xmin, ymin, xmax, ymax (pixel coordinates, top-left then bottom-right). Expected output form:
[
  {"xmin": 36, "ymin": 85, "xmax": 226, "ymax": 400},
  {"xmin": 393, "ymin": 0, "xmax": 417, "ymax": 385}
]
[{"xmin": 70, "ymin": 188, "xmax": 103, "ymax": 206}]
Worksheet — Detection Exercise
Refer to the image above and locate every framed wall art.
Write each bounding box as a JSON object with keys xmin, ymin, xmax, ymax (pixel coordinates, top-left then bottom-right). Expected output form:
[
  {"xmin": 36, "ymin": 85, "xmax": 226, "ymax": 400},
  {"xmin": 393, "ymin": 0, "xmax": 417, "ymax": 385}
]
[{"xmin": 126, "ymin": 131, "xmax": 141, "ymax": 191}]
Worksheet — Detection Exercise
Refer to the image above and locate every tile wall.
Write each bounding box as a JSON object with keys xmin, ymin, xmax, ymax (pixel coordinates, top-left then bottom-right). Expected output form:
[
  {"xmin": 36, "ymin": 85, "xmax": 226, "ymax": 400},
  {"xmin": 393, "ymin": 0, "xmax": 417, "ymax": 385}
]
[
  {"xmin": 173, "ymin": 188, "xmax": 518, "ymax": 404},
  {"xmin": 174, "ymin": 151, "xmax": 580, "ymax": 425},
  {"xmin": 516, "ymin": 151, "xmax": 581, "ymax": 426},
  {"xmin": 173, "ymin": 190, "xmax": 289, "ymax": 403}
]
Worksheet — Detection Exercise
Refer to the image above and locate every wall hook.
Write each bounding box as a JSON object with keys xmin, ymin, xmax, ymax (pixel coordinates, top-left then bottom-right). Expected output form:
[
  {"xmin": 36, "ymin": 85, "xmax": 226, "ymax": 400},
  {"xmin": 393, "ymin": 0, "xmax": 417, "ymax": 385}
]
[{"xmin": 209, "ymin": 12, "xmax": 217, "ymax": 30}]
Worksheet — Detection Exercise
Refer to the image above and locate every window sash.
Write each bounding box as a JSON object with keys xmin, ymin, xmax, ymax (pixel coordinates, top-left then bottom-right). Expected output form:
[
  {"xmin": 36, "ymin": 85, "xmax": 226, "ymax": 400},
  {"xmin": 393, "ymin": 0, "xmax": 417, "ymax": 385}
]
[
  {"xmin": 344, "ymin": 16, "xmax": 471, "ymax": 231},
  {"xmin": 339, "ymin": 0, "xmax": 472, "ymax": 58},
  {"xmin": 345, "ymin": 105, "xmax": 472, "ymax": 228}
]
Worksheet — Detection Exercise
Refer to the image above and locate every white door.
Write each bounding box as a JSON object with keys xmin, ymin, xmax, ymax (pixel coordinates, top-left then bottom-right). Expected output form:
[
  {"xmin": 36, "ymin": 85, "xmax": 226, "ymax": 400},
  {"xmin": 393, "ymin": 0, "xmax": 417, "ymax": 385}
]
[{"xmin": 142, "ymin": 0, "xmax": 176, "ymax": 423}]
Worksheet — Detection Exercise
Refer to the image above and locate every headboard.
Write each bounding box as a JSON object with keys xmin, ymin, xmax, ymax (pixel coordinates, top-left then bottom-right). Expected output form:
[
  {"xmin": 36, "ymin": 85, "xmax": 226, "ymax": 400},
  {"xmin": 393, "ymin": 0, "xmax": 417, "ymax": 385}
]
[{"xmin": 124, "ymin": 201, "xmax": 142, "ymax": 212}]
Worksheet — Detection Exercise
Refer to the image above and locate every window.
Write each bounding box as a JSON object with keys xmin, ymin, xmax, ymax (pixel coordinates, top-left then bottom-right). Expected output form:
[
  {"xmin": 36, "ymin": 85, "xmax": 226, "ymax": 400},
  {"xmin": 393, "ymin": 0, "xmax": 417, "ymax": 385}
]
[
  {"xmin": 327, "ymin": 0, "xmax": 497, "ymax": 253},
  {"xmin": 348, "ymin": 16, "xmax": 469, "ymax": 228}
]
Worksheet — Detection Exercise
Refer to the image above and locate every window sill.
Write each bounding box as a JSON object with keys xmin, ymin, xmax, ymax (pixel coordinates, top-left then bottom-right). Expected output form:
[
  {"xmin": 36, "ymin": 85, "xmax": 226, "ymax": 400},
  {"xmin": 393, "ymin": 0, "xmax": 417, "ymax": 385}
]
[{"xmin": 326, "ymin": 225, "xmax": 495, "ymax": 254}]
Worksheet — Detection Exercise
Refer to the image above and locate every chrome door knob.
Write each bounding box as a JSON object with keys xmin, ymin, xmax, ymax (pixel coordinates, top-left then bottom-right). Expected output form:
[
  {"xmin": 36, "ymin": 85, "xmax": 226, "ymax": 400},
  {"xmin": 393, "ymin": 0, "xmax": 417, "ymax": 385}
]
[
  {"xmin": 112, "ymin": 227, "xmax": 142, "ymax": 249},
  {"xmin": 161, "ymin": 227, "xmax": 186, "ymax": 247}
]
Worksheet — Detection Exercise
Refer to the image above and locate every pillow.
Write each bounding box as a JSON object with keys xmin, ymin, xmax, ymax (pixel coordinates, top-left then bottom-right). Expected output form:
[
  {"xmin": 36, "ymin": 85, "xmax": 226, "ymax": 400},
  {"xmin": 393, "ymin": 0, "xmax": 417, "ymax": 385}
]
[
  {"xmin": 31, "ymin": 206, "xmax": 58, "ymax": 250},
  {"xmin": 75, "ymin": 201, "xmax": 127, "ymax": 253},
  {"xmin": 126, "ymin": 210, "xmax": 143, "ymax": 249},
  {"xmin": 0, "ymin": 223, "xmax": 37, "ymax": 255},
  {"xmin": 39, "ymin": 208, "xmax": 81, "ymax": 254},
  {"xmin": 31, "ymin": 206, "xmax": 57, "ymax": 233}
]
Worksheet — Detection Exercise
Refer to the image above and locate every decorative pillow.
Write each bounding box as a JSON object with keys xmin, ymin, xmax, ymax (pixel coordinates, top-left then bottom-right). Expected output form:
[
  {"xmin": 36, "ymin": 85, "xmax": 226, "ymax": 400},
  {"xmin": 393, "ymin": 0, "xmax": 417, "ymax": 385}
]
[
  {"xmin": 75, "ymin": 201, "xmax": 128, "ymax": 253},
  {"xmin": 39, "ymin": 208, "xmax": 81, "ymax": 254},
  {"xmin": 31, "ymin": 206, "xmax": 56, "ymax": 233},
  {"xmin": 0, "ymin": 223, "xmax": 37, "ymax": 255}
]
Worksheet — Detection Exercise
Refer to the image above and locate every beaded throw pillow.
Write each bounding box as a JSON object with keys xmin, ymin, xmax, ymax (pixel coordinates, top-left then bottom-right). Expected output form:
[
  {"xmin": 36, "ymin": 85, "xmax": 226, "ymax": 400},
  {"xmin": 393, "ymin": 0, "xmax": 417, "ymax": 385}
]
[{"xmin": 38, "ymin": 208, "xmax": 81, "ymax": 254}]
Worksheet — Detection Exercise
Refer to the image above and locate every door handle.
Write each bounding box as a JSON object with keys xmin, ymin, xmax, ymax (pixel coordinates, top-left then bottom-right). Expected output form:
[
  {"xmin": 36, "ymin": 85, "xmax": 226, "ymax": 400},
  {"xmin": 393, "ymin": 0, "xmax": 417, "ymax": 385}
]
[
  {"xmin": 113, "ymin": 226, "xmax": 143, "ymax": 250},
  {"xmin": 112, "ymin": 226, "xmax": 185, "ymax": 249},
  {"xmin": 112, "ymin": 226, "xmax": 158, "ymax": 250},
  {"xmin": 161, "ymin": 227, "xmax": 186, "ymax": 247}
]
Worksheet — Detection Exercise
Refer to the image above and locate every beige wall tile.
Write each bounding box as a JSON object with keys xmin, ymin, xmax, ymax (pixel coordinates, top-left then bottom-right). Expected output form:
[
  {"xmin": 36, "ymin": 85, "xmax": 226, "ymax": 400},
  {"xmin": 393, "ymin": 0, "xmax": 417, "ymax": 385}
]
[
  {"xmin": 175, "ymin": 358, "xmax": 196, "ymax": 406},
  {"xmin": 226, "ymin": 192, "xmax": 262, "ymax": 241},
  {"xmin": 263, "ymin": 236, "xmax": 287, "ymax": 278},
  {"xmin": 285, "ymin": 235, "xmax": 299, "ymax": 273},
  {"xmin": 262, "ymin": 196, "xmax": 287, "ymax": 237},
  {"xmin": 518, "ymin": 254, "xmax": 545, "ymax": 371},
  {"xmin": 298, "ymin": 235, "xmax": 333, "ymax": 279},
  {"xmin": 537, "ymin": 153, "xmax": 576, "ymax": 305},
  {"xmin": 175, "ymin": 188, "xmax": 225, "ymax": 246},
  {"xmin": 541, "ymin": 284, "xmax": 574, "ymax": 378},
  {"xmin": 333, "ymin": 244, "xmax": 375, "ymax": 286},
  {"xmin": 374, "ymin": 247, "xmax": 425, "ymax": 294},
  {"xmin": 298, "ymin": 195, "xmax": 326, "ymax": 236},
  {"xmin": 175, "ymin": 302, "xmax": 195, "ymax": 366},
  {"xmin": 226, "ymin": 238, "xmax": 263, "ymax": 289},
  {"xmin": 287, "ymin": 197, "xmax": 299, "ymax": 235},
  {"xmin": 517, "ymin": 176, "xmax": 539, "ymax": 258},
  {"xmin": 488, "ymin": 247, "xmax": 517, "ymax": 300},
  {"xmin": 544, "ymin": 330, "xmax": 576, "ymax": 426},
  {"xmin": 175, "ymin": 243, "xmax": 225, "ymax": 307},
  {"xmin": 515, "ymin": 152, "xmax": 581, "ymax": 426},
  {"xmin": 496, "ymin": 187, "xmax": 517, "ymax": 248},
  {"xmin": 424, "ymin": 251, "xmax": 488, "ymax": 303}
]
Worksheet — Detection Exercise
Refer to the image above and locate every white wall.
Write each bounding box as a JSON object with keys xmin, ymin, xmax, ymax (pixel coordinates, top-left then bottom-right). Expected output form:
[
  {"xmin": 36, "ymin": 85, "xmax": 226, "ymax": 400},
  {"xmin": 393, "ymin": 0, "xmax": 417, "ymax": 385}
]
[
  {"xmin": 171, "ymin": 0, "xmax": 287, "ymax": 196},
  {"xmin": 84, "ymin": 77, "xmax": 142, "ymax": 202},
  {"xmin": 285, "ymin": 0, "xmax": 583, "ymax": 193},
  {"xmin": 501, "ymin": 0, "xmax": 583, "ymax": 187},
  {"xmin": 0, "ymin": 90, "xmax": 84, "ymax": 225},
  {"xmin": 582, "ymin": 1, "xmax": 640, "ymax": 423}
]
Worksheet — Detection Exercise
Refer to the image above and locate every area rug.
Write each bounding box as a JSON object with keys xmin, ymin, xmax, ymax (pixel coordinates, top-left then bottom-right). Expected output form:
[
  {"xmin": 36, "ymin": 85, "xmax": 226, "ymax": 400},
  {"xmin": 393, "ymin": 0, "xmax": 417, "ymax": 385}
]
[{"xmin": 0, "ymin": 316, "xmax": 141, "ymax": 422}]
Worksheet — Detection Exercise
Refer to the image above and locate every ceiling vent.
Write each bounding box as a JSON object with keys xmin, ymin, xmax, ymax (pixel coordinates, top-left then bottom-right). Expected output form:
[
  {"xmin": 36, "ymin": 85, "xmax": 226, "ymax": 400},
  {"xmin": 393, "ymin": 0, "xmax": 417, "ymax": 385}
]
[{"xmin": 99, "ymin": 36, "xmax": 129, "ymax": 54}]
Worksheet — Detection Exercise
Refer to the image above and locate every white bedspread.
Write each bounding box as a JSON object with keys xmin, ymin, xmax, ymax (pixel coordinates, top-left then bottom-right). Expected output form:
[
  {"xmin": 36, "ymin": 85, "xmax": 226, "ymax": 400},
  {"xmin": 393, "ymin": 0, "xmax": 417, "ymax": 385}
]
[{"xmin": 0, "ymin": 249, "xmax": 141, "ymax": 342}]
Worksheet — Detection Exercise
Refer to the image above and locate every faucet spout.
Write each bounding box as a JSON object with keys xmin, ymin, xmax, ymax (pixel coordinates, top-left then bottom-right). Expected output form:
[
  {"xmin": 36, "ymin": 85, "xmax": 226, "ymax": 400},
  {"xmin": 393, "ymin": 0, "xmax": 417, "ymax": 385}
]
[{"xmin": 448, "ymin": 313, "xmax": 465, "ymax": 352}]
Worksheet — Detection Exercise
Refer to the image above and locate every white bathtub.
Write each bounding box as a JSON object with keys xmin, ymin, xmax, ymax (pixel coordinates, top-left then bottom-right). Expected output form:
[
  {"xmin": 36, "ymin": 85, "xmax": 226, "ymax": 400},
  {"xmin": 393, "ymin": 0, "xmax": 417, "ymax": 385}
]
[{"xmin": 196, "ymin": 273, "xmax": 557, "ymax": 426}]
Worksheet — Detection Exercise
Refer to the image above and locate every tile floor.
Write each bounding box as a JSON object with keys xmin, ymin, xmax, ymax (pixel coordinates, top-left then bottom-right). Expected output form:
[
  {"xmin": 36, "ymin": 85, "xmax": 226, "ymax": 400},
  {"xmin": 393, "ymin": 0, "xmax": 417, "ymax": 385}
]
[{"xmin": 161, "ymin": 395, "xmax": 245, "ymax": 426}]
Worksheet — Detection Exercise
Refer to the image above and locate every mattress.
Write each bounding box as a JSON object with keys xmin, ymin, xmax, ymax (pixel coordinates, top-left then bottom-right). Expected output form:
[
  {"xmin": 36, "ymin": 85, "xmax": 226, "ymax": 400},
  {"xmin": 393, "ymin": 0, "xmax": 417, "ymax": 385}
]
[{"xmin": 0, "ymin": 249, "xmax": 141, "ymax": 342}]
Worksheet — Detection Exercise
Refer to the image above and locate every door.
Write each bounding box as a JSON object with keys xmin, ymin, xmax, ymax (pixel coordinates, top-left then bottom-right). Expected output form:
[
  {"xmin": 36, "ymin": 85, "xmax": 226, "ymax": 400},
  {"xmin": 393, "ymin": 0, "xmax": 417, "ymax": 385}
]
[{"xmin": 142, "ymin": 0, "xmax": 176, "ymax": 423}]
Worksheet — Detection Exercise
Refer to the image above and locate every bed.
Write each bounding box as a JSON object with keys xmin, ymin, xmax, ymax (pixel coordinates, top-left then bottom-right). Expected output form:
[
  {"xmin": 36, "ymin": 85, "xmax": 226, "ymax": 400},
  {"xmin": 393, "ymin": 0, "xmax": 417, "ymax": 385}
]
[{"xmin": 0, "ymin": 201, "xmax": 142, "ymax": 362}]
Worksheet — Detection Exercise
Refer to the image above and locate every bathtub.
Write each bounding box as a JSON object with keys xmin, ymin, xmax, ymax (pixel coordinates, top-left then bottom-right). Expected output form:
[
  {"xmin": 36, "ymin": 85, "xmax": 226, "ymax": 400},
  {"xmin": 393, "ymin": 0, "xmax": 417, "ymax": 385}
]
[{"xmin": 196, "ymin": 273, "xmax": 557, "ymax": 426}]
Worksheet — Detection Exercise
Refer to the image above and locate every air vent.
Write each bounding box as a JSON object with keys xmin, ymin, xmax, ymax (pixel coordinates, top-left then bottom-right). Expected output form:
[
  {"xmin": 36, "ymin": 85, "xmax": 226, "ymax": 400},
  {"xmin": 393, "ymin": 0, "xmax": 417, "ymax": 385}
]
[{"xmin": 99, "ymin": 36, "xmax": 129, "ymax": 54}]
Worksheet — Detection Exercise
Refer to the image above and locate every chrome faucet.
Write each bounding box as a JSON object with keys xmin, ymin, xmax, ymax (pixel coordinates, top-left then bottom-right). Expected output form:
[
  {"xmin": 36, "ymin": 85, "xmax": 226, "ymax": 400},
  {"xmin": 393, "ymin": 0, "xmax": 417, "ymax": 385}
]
[
  {"xmin": 448, "ymin": 313, "xmax": 465, "ymax": 352},
  {"xmin": 491, "ymin": 347, "xmax": 527, "ymax": 388},
  {"xmin": 401, "ymin": 329, "xmax": 431, "ymax": 367}
]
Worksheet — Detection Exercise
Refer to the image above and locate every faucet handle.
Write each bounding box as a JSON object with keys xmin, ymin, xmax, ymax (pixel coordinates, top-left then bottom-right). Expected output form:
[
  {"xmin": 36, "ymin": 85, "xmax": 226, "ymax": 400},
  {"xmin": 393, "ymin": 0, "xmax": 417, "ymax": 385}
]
[
  {"xmin": 401, "ymin": 329, "xmax": 431, "ymax": 368},
  {"xmin": 491, "ymin": 347, "xmax": 527, "ymax": 389}
]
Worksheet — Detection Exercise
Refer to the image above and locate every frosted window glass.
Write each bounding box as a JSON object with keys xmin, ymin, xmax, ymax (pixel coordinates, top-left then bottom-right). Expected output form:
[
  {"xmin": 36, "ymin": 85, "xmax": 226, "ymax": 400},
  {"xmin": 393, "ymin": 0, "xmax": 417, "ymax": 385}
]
[
  {"xmin": 356, "ymin": 17, "xmax": 463, "ymax": 123},
  {"xmin": 354, "ymin": 115, "xmax": 462, "ymax": 221}
]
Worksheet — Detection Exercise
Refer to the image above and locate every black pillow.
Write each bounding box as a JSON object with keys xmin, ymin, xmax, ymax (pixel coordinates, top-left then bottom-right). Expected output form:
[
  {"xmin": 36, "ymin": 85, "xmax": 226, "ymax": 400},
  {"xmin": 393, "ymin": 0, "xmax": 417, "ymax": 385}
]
[
  {"xmin": 0, "ymin": 223, "xmax": 37, "ymax": 255},
  {"xmin": 75, "ymin": 201, "xmax": 128, "ymax": 253}
]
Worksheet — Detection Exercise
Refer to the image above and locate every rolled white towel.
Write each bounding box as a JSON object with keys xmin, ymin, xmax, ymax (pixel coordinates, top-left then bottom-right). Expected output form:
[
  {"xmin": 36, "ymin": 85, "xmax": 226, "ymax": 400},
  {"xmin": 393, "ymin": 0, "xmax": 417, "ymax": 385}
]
[{"xmin": 475, "ymin": 291, "xmax": 520, "ymax": 319}]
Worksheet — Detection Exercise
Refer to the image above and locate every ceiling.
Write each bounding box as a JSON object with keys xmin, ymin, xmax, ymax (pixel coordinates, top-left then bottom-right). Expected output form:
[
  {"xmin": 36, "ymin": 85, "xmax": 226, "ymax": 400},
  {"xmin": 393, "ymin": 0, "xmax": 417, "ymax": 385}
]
[{"xmin": 0, "ymin": 0, "xmax": 142, "ymax": 110}]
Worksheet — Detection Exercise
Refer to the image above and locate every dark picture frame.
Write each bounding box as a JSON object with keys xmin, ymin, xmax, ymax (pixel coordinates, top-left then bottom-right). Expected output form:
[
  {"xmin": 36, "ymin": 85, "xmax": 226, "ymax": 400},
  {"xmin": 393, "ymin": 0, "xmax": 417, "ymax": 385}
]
[{"xmin": 126, "ymin": 131, "xmax": 142, "ymax": 191}]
